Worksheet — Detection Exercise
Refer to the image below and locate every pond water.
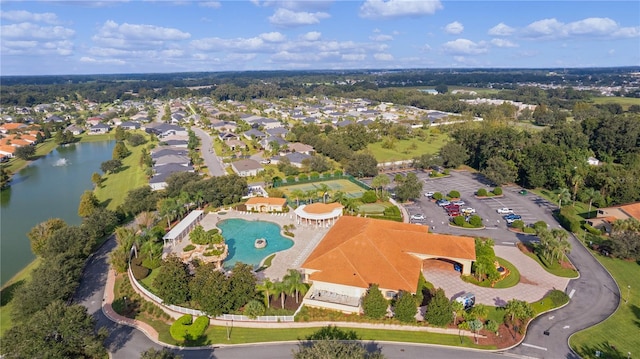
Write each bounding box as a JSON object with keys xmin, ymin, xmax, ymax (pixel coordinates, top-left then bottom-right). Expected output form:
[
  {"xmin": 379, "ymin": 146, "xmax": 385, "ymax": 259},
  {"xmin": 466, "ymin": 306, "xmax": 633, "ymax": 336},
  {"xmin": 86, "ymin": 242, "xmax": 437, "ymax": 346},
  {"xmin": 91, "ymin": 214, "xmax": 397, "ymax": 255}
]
[
  {"xmin": 0, "ymin": 141, "xmax": 115, "ymax": 286},
  {"xmin": 217, "ymin": 218, "xmax": 293, "ymax": 270}
]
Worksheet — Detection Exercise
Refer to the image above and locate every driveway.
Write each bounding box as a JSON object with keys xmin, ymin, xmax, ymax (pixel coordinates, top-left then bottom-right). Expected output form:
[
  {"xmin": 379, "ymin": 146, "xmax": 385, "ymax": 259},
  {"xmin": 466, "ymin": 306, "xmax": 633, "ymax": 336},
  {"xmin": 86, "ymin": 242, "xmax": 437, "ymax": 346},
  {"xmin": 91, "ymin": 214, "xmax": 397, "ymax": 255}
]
[{"xmin": 191, "ymin": 126, "xmax": 226, "ymax": 177}]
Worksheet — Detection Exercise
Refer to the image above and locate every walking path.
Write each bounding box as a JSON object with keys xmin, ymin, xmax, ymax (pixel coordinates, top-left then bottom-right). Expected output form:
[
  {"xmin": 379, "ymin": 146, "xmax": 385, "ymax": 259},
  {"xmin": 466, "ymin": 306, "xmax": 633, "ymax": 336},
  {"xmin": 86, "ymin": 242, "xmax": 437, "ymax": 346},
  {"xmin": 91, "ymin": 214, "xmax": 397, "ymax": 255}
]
[{"xmin": 425, "ymin": 245, "xmax": 570, "ymax": 306}]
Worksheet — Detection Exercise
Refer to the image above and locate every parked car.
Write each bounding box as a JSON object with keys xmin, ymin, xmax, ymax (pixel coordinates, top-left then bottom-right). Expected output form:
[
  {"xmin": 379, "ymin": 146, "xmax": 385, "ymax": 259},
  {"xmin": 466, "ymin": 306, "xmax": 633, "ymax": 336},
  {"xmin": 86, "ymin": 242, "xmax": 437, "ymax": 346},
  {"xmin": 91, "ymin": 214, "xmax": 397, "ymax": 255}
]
[
  {"xmin": 461, "ymin": 207, "xmax": 476, "ymax": 214},
  {"xmin": 436, "ymin": 199, "xmax": 450, "ymax": 207},
  {"xmin": 444, "ymin": 203, "xmax": 460, "ymax": 210},
  {"xmin": 424, "ymin": 191, "xmax": 435, "ymax": 197},
  {"xmin": 452, "ymin": 200, "xmax": 466, "ymax": 206},
  {"xmin": 410, "ymin": 213, "xmax": 426, "ymax": 220},
  {"xmin": 260, "ymin": 159, "xmax": 271, "ymax": 164},
  {"xmin": 503, "ymin": 213, "xmax": 521, "ymax": 220},
  {"xmin": 497, "ymin": 208, "xmax": 514, "ymax": 214},
  {"xmin": 519, "ymin": 189, "xmax": 528, "ymax": 195}
]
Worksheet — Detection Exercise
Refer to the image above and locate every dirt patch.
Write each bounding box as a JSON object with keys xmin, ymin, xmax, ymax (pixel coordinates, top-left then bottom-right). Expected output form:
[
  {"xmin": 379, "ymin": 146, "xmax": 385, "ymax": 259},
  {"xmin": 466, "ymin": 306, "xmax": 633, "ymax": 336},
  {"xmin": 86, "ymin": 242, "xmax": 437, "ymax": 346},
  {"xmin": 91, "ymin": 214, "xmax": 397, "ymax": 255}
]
[
  {"xmin": 269, "ymin": 294, "xmax": 302, "ymax": 311},
  {"xmin": 477, "ymin": 324, "xmax": 524, "ymax": 348},
  {"xmin": 517, "ymin": 242, "xmax": 535, "ymax": 254},
  {"xmin": 560, "ymin": 260, "xmax": 575, "ymax": 270}
]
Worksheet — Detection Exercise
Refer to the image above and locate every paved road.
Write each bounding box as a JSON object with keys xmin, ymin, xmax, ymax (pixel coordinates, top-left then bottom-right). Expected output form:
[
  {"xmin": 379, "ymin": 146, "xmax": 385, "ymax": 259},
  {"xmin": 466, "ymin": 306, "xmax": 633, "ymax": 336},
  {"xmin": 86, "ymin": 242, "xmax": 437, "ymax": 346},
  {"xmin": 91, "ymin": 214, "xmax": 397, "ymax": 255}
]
[
  {"xmin": 192, "ymin": 126, "xmax": 226, "ymax": 177},
  {"xmin": 507, "ymin": 233, "xmax": 619, "ymax": 358}
]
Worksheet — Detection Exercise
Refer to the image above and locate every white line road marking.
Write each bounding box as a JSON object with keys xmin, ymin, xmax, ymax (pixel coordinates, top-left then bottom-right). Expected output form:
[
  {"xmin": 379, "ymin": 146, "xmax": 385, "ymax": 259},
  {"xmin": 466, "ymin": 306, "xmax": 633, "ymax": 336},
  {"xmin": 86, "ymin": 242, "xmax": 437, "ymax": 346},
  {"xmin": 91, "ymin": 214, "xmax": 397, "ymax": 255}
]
[
  {"xmin": 522, "ymin": 343, "xmax": 548, "ymax": 351},
  {"xmin": 569, "ymin": 289, "xmax": 576, "ymax": 298},
  {"xmin": 549, "ymin": 316, "xmax": 555, "ymax": 320},
  {"xmin": 502, "ymin": 242, "xmax": 515, "ymax": 245},
  {"xmin": 563, "ymin": 325, "xmax": 570, "ymax": 329}
]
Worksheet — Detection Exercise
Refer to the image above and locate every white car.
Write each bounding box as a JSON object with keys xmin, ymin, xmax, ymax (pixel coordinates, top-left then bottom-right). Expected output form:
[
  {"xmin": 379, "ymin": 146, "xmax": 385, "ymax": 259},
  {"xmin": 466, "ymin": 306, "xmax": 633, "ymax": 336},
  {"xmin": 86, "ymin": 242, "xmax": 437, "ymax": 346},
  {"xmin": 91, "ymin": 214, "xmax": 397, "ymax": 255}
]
[
  {"xmin": 260, "ymin": 159, "xmax": 271, "ymax": 164},
  {"xmin": 497, "ymin": 208, "xmax": 514, "ymax": 214},
  {"xmin": 452, "ymin": 200, "xmax": 465, "ymax": 206},
  {"xmin": 410, "ymin": 213, "xmax": 426, "ymax": 221},
  {"xmin": 424, "ymin": 191, "xmax": 435, "ymax": 197},
  {"xmin": 461, "ymin": 207, "xmax": 476, "ymax": 214}
]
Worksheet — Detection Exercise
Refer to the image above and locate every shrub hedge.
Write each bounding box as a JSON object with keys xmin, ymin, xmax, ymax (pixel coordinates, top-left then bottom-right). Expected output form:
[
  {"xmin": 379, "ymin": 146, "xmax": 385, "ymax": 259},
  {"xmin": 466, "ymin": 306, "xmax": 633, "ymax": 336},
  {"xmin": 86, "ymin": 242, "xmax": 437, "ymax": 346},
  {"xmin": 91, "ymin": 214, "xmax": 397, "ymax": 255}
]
[
  {"xmin": 169, "ymin": 314, "xmax": 209, "ymax": 342},
  {"xmin": 183, "ymin": 244, "xmax": 196, "ymax": 252},
  {"xmin": 476, "ymin": 188, "xmax": 488, "ymax": 197},
  {"xmin": 448, "ymin": 190, "xmax": 461, "ymax": 199},
  {"xmin": 492, "ymin": 187, "xmax": 503, "ymax": 195},
  {"xmin": 432, "ymin": 192, "xmax": 443, "ymax": 200},
  {"xmin": 556, "ymin": 207, "xmax": 582, "ymax": 233},
  {"xmin": 131, "ymin": 263, "xmax": 150, "ymax": 280}
]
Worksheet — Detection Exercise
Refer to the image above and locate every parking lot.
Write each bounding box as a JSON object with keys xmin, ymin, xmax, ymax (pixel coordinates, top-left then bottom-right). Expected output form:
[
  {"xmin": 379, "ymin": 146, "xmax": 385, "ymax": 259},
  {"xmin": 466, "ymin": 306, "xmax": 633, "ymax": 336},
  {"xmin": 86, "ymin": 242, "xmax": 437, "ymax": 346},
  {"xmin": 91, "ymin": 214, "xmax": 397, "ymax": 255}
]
[{"xmin": 366, "ymin": 170, "xmax": 560, "ymax": 246}]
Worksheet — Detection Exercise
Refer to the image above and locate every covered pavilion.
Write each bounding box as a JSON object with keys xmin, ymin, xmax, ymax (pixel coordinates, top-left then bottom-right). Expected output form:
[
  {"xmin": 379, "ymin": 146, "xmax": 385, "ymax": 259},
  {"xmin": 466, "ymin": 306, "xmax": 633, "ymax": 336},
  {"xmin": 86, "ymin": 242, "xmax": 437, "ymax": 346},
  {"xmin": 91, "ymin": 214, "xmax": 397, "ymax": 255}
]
[{"xmin": 294, "ymin": 202, "xmax": 343, "ymax": 228}]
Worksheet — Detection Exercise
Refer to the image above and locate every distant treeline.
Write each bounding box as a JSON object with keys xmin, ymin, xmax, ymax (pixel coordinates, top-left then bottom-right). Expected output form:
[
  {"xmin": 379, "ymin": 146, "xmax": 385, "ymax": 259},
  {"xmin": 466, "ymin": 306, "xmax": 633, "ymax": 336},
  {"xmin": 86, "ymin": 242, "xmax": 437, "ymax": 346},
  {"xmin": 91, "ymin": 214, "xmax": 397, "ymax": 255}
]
[{"xmin": 2, "ymin": 67, "xmax": 639, "ymax": 107}]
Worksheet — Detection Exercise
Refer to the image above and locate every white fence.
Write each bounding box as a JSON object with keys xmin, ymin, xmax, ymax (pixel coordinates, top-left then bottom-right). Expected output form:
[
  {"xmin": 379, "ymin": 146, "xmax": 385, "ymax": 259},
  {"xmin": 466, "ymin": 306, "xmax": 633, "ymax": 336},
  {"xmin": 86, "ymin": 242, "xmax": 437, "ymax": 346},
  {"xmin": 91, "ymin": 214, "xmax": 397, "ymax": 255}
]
[{"xmin": 128, "ymin": 267, "xmax": 296, "ymax": 322}]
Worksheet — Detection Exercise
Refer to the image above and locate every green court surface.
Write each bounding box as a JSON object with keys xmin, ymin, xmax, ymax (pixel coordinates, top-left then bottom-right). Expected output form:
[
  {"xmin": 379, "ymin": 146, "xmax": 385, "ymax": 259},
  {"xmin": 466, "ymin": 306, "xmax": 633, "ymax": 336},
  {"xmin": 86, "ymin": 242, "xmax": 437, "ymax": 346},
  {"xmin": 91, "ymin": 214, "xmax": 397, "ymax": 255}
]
[
  {"xmin": 358, "ymin": 203, "xmax": 387, "ymax": 214},
  {"xmin": 279, "ymin": 179, "xmax": 366, "ymax": 199}
]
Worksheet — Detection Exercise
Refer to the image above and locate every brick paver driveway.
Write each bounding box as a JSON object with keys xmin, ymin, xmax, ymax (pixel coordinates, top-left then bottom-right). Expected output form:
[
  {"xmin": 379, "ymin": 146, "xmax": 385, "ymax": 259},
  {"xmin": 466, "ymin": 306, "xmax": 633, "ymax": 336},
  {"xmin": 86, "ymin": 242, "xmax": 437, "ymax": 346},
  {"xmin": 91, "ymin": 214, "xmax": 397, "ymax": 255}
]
[{"xmin": 424, "ymin": 244, "xmax": 571, "ymax": 306}]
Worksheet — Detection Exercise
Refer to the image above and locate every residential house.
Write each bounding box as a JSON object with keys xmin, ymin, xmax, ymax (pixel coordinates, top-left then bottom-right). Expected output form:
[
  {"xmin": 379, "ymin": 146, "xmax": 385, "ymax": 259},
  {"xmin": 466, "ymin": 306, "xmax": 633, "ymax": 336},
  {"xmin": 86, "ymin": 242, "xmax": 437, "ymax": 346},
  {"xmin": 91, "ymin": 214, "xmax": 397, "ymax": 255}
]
[
  {"xmin": 89, "ymin": 123, "xmax": 110, "ymax": 135},
  {"xmin": 272, "ymin": 152, "xmax": 311, "ymax": 168},
  {"xmin": 266, "ymin": 127, "xmax": 289, "ymax": 138},
  {"xmin": 287, "ymin": 142, "xmax": 314, "ymax": 155},
  {"xmin": 0, "ymin": 123, "xmax": 27, "ymax": 134},
  {"xmin": 65, "ymin": 124, "xmax": 84, "ymax": 135},
  {"xmin": 218, "ymin": 132, "xmax": 239, "ymax": 142},
  {"xmin": 211, "ymin": 121, "xmax": 238, "ymax": 133},
  {"xmin": 261, "ymin": 136, "xmax": 288, "ymax": 152},
  {"xmin": 145, "ymin": 123, "xmax": 188, "ymax": 138},
  {"xmin": 153, "ymin": 154, "xmax": 191, "ymax": 167},
  {"xmin": 243, "ymin": 129, "xmax": 266, "ymax": 141},
  {"xmin": 119, "ymin": 121, "xmax": 141, "ymax": 130},
  {"xmin": 587, "ymin": 202, "xmax": 640, "ymax": 233},
  {"xmin": 149, "ymin": 164, "xmax": 196, "ymax": 191},
  {"xmin": 230, "ymin": 159, "xmax": 263, "ymax": 177},
  {"xmin": 301, "ymin": 216, "xmax": 476, "ymax": 313}
]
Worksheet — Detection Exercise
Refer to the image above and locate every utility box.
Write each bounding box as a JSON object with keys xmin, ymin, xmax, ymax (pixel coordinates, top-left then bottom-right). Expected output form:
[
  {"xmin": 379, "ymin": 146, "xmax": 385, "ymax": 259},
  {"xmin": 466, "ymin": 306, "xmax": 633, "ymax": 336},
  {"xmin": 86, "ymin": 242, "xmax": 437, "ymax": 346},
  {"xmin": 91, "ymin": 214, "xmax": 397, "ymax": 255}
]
[{"xmin": 455, "ymin": 292, "xmax": 476, "ymax": 310}]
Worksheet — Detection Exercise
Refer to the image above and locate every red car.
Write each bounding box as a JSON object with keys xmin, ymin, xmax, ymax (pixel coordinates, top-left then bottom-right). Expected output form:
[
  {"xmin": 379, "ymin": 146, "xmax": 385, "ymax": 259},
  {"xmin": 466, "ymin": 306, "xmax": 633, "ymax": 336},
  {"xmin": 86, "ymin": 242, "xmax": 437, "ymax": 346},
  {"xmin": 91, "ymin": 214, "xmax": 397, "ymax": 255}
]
[{"xmin": 444, "ymin": 204, "xmax": 461, "ymax": 212}]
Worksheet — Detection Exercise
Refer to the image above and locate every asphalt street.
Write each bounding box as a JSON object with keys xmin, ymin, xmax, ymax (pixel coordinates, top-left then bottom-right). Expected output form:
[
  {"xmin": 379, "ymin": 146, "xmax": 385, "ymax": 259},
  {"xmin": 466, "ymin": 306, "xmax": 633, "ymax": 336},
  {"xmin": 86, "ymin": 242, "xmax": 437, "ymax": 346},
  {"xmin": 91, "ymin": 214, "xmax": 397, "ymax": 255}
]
[{"xmin": 192, "ymin": 126, "xmax": 226, "ymax": 177}]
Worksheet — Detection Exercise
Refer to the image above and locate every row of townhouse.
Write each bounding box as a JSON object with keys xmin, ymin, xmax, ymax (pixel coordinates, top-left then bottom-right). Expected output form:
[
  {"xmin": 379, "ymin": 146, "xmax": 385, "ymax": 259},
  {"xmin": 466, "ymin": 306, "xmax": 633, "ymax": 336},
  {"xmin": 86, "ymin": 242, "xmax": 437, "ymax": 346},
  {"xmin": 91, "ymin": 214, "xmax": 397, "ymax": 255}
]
[
  {"xmin": 0, "ymin": 123, "xmax": 43, "ymax": 160},
  {"xmin": 146, "ymin": 123, "xmax": 194, "ymax": 191}
]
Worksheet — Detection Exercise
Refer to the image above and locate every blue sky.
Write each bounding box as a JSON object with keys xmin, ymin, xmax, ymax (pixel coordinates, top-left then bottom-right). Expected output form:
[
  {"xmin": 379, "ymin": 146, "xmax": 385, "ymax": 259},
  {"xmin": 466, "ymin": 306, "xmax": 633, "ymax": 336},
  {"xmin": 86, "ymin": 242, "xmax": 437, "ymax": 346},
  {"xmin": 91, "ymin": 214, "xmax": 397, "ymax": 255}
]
[{"xmin": 1, "ymin": 1, "xmax": 639, "ymax": 76}]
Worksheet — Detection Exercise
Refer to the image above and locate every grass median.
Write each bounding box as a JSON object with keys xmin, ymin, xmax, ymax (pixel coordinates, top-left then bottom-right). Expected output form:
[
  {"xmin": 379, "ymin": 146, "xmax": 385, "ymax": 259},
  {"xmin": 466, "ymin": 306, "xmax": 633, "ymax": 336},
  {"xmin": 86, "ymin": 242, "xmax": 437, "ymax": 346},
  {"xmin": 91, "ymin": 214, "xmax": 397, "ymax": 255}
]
[{"xmin": 570, "ymin": 256, "xmax": 640, "ymax": 358}]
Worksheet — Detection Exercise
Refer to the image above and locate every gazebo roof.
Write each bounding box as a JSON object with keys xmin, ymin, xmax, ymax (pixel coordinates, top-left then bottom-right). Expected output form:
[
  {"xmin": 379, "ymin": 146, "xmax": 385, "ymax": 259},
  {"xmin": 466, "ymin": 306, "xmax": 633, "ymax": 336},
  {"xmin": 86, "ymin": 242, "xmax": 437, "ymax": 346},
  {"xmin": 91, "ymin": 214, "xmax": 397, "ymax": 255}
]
[{"xmin": 294, "ymin": 203, "xmax": 343, "ymax": 220}]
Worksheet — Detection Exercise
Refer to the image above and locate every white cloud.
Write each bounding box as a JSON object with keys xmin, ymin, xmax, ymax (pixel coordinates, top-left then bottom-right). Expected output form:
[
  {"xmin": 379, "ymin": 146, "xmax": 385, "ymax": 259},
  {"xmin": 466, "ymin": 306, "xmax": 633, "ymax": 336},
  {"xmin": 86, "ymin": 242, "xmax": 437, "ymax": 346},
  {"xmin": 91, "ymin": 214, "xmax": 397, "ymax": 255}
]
[
  {"xmin": 1, "ymin": 23, "xmax": 74, "ymax": 40},
  {"xmin": 79, "ymin": 56, "xmax": 126, "ymax": 65},
  {"xmin": 260, "ymin": 32, "xmax": 286, "ymax": 42},
  {"xmin": 300, "ymin": 31, "xmax": 322, "ymax": 41},
  {"xmin": 490, "ymin": 38, "xmax": 518, "ymax": 48},
  {"xmin": 268, "ymin": 8, "xmax": 330, "ymax": 27},
  {"xmin": 342, "ymin": 54, "xmax": 366, "ymax": 61},
  {"xmin": 442, "ymin": 38, "xmax": 488, "ymax": 55},
  {"xmin": 0, "ymin": 10, "xmax": 60, "ymax": 24},
  {"xmin": 191, "ymin": 36, "xmax": 269, "ymax": 53},
  {"xmin": 359, "ymin": 0, "xmax": 443, "ymax": 19},
  {"xmin": 523, "ymin": 17, "xmax": 639, "ymax": 39},
  {"xmin": 370, "ymin": 34, "xmax": 393, "ymax": 41},
  {"xmin": 199, "ymin": 1, "xmax": 221, "ymax": 8},
  {"xmin": 444, "ymin": 21, "xmax": 464, "ymax": 35},
  {"xmin": 374, "ymin": 53, "xmax": 394, "ymax": 61},
  {"xmin": 488, "ymin": 23, "xmax": 515, "ymax": 36},
  {"xmin": 254, "ymin": 0, "xmax": 333, "ymax": 11},
  {"xmin": 94, "ymin": 20, "xmax": 190, "ymax": 42}
]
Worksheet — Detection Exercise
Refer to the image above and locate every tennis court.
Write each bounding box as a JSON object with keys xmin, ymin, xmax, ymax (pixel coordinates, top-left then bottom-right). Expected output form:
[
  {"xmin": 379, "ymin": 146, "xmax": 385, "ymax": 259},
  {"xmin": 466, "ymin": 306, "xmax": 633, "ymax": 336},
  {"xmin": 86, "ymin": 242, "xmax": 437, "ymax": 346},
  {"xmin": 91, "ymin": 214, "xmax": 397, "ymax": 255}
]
[{"xmin": 279, "ymin": 179, "xmax": 366, "ymax": 199}]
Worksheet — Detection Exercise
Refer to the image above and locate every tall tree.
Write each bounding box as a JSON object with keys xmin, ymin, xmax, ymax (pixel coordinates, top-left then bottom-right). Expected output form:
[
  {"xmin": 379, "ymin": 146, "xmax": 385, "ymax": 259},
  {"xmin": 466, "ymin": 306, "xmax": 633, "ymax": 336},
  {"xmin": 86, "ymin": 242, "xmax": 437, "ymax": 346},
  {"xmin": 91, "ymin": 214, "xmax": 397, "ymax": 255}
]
[
  {"xmin": 361, "ymin": 284, "xmax": 388, "ymax": 320},
  {"xmin": 557, "ymin": 187, "xmax": 571, "ymax": 208},
  {"xmin": 283, "ymin": 269, "xmax": 308, "ymax": 304},
  {"xmin": 425, "ymin": 288, "xmax": 453, "ymax": 327},
  {"xmin": 153, "ymin": 255, "xmax": 191, "ymax": 305},
  {"xmin": 256, "ymin": 278, "xmax": 275, "ymax": 308},
  {"xmin": 395, "ymin": 172, "xmax": 422, "ymax": 202},
  {"xmin": 228, "ymin": 262, "xmax": 257, "ymax": 311},
  {"xmin": 78, "ymin": 190, "xmax": 100, "ymax": 218},
  {"xmin": 371, "ymin": 174, "xmax": 391, "ymax": 197},
  {"xmin": 1, "ymin": 301, "xmax": 107, "ymax": 359},
  {"xmin": 439, "ymin": 142, "xmax": 469, "ymax": 168},
  {"xmin": 190, "ymin": 263, "xmax": 231, "ymax": 316},
  {"xmin": 27, "ymin": 218, "xmax": 67, "ymax": 257},
  {"xmin": 393, "ymin": 291, "xmax": 417, "ymax": 323},
  {"xmin": 344, "ymin": 153, "xmax": 378, "ymax": 178}
]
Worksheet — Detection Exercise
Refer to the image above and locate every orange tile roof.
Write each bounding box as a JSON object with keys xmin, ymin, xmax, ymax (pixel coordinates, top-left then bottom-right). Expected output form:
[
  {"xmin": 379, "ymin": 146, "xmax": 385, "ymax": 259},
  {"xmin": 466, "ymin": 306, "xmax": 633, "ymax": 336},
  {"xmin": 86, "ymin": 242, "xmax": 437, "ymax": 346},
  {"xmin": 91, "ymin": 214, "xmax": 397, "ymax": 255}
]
[
  {"xmin": 0, "ymin": 145, "xmax": 16, "ymax": 154},
  {"xmin": 302, "ymin": 216, "xmax": 476, "ymax": 292},
  {"xmin": 245, "ymin": 197, "xmax": 287, "ymax": 206},
  {"xmin": 619, "ymin": 202, "xmax": 640, "ymax": 221},
  {"xmin": 0, "ymin": 123, "xmax": 26, "ymax": 131},
  {"xmin": 303, "ymin": 202, "xmax": 344, "ymax": 214}
]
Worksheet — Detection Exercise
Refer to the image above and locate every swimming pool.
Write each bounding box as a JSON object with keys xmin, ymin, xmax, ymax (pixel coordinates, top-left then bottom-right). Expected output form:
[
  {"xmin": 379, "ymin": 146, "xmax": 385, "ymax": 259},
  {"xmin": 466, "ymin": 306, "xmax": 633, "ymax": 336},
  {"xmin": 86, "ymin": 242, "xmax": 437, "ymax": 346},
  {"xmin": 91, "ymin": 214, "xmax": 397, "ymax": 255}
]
[{"xmin": 218, "ymin": 218, "xmax": 294, "ymax": 270}]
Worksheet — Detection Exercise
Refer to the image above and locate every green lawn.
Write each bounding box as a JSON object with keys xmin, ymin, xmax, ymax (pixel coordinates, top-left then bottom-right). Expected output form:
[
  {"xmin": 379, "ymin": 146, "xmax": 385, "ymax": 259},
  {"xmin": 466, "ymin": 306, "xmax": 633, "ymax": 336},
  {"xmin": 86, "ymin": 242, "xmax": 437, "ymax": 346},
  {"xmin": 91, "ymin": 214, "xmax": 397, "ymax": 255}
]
[
  {"xmin": 154, "ymin": 323, "xmax": 492, "ymax": 348},
  {"xmin": 93, "ymin": 144, "xmax": 148, "ymax": 210},
  {"xmin": 592, "ymin": 96, "xmax": 640, "ymax": 111},
  {"xmin": 5, "ymin": 138, "xmax": 58, "ymax": 173},
  {"xmin": 462, "ymin": 257, "xmax": 521, "ymax": 289},
  {"xmin": 521, "ymin": 250, "xmax": 579, "ymax": 278},
  {"xmin": 279, "ymin": 179, "xmax": 366, "ymax": 199},
  {"xmin": 570, "ymin": 256, "xmax": 640, "ymax": 358},
  {"xmin": 0, "ymin": 258, "xmax": 41, "ymax": 336},
  {"xmin": 367, "ymin": 132, "xmax": 449, "ymax": 163}
]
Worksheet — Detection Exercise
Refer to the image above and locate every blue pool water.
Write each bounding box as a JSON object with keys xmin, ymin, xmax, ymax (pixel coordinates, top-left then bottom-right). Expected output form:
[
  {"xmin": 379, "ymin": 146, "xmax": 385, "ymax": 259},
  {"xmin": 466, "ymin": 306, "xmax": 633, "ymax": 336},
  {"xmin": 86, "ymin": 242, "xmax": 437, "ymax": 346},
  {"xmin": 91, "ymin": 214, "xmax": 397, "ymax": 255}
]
[{"xmin": 218, "ymin": 218, "xmax": 294, "ymax": 269}]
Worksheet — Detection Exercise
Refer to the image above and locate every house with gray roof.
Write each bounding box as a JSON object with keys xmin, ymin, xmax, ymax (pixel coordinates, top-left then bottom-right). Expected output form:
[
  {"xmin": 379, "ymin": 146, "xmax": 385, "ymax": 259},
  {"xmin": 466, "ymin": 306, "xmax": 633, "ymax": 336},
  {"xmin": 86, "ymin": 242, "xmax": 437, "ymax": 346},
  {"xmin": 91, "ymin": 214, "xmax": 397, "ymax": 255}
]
[
  {"xmin": 89, "ymin": 123, "xmax": 110, "ymax": 134},
  {"xmin": 272, "ymin": 152, "xmax": 311, "ymax": 168},
  {"xmin": 119, "ymin": 121, "xmax": 141, "ymax": 130},
  {"xmin": 261, "ymin": 136, "xmax": 288, "ymax": 151},
  {"xmin": 230, "ymin": 159, "xmax": 264, "ymax": 177},
  {"xmin": 243, "ymin": 129, "xmax": 266, "ymax": 141},
  {"xmin": 266, "ymin": 127, "xmax": 289, "ymax": 138}
]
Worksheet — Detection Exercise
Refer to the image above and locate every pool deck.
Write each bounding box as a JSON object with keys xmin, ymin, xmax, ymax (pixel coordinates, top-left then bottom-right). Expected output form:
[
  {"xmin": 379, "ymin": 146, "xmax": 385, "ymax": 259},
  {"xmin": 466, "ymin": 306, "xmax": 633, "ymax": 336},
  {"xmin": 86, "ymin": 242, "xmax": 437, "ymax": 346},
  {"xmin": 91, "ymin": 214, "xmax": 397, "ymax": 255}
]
[{"xmin": 167, "ymin": 209, "xmax": 330, "ymax": 280}]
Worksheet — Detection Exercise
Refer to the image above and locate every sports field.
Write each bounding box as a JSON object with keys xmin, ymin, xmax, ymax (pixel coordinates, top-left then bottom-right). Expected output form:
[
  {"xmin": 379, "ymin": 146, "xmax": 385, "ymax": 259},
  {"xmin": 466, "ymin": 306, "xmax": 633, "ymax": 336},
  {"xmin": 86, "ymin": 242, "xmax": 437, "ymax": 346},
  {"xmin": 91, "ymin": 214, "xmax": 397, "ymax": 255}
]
[{"xmin": 279, "ymin": 179, "xmax": 366, "ymax": 199}]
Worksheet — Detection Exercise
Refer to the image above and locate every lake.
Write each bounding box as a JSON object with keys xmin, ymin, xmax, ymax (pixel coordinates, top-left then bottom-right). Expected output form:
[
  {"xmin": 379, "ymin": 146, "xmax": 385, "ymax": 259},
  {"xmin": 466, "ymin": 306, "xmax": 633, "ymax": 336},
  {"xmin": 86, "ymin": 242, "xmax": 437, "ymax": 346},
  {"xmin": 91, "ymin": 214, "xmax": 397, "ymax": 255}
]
[{"xmin": 0, "ymin": 140, "xmax": 115, "ymax": 286}]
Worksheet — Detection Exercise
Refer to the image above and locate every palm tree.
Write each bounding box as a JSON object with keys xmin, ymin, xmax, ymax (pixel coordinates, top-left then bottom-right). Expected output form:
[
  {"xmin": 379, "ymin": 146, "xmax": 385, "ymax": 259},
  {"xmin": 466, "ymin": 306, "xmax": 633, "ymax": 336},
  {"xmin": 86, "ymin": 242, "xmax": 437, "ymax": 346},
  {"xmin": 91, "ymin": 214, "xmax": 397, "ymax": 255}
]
[
  {"xmin": 193, "ymin": 190, "xmax": 205, "ymax": 209},
  {"xmin": 470, "ymin": 303, "xmax": 489, "ymax": 321},
  {"xmin": 451, "ymin": 300, "xmax": 465, "ymax": 325},
  {"xmin": 158, "ymin": 198, "xmax": 179, "ymax": 228},
  {"xmin": 256, "ymin": 279, "xmax": 275, "ymax": 308},
  {"xmin": 582, "ymin": 187, "xmax": 600, "ymax": 219},
  {"xmin": 571, "ymin": 174, "xmax": 583, "ymax": 206},
  {"xmin": 315, "ymin": 183, "xmax": 331, "ymax": 203},
  {"xmin": 371, "ymin": 174, "xmax": 390, "ymax": 198},
  {"xmin": 557, "ymin": 187, "xmax": 571, "ymax": 208},
  {"xmin": 273, "ymin": 280, "xmax": 287, "ymax": 309},
  {"xmin": 290, "ymin": 189, "xmax": 305, "ymax": 207},
  {"xmin": 283, "ymin": 269, "xmax": 308, "ymax": 303}
]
